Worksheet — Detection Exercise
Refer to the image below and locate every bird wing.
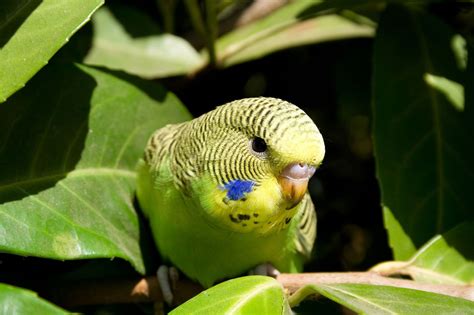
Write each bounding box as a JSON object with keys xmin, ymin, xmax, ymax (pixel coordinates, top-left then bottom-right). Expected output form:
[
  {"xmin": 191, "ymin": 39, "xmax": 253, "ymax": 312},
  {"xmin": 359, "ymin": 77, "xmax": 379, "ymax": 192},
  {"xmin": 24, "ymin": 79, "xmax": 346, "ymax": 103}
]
[
  {"xmin": 294, "ymin": 193, "xmax": 317, "ymax": 259},
  {"xmin": 137, "ymin": 123, "xmax": 184, "ymax": 219}
]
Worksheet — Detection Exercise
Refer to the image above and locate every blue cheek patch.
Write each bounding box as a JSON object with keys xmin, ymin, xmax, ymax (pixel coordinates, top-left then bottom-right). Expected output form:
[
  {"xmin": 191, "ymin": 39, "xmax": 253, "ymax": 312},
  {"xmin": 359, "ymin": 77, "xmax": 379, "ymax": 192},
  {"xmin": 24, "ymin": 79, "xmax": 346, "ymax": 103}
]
[{"xmin": 220, "ymin": 180, "xmax": 255, "ymax": 201}]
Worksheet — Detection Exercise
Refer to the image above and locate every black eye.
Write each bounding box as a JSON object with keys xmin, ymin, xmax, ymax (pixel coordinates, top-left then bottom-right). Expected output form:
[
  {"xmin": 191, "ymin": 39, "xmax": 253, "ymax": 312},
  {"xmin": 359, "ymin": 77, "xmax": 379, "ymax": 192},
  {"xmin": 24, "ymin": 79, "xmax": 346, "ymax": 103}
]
[{"xmin": 251, "ymin": 137, "xmax": 267, "ymax": 153}]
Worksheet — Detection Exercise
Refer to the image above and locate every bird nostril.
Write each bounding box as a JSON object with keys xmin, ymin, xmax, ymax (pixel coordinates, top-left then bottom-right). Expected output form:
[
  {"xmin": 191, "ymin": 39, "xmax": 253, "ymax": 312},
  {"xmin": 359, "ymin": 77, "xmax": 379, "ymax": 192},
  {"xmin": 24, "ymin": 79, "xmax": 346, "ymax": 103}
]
[{"xmin": 298, "ymin": 163, "xmax": 304, "ymax": 168}]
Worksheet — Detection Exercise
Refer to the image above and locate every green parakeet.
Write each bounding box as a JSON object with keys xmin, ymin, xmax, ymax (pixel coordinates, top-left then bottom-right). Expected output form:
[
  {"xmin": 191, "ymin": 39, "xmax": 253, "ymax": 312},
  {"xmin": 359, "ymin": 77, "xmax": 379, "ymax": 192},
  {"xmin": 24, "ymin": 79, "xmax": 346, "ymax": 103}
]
[{"xmin": 137, "ymin": 97, "xmax": 325, "ymax": 288}]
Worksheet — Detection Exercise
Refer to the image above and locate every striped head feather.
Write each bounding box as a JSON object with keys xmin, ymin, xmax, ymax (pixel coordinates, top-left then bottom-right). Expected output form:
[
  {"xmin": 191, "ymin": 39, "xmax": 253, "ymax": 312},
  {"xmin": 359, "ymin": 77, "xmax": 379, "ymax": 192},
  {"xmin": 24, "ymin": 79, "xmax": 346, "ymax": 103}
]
[{"xmin": 145, "ymin": 97, "xmax": 325, "ymax": 233}]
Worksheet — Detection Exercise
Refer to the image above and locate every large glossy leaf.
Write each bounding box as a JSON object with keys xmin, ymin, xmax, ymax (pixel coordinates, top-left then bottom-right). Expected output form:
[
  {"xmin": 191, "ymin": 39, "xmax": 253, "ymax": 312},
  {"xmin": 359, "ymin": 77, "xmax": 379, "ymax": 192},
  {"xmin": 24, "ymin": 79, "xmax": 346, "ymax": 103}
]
[
  {"xmin": 290, "ymin": 283, "xmax": 474, "ymax": 314},
  {"xmin": 374, "ymin": 222, "xmax": 474, "ymax": 285},
  {"xmin": 0, "ymin": 64, "xmax": 191, "ymax": 273},
  {"xmin": 215, "ymin": 1, "xmax": 374, "ymax": 67},
  {"xmin": 0, "ymin": 0, "xmax": 104, "ymax": 103},
  {"xmin": 84, "ymin": 6, "xmax": 203, "ymax": 78},
  {"xmin": 372, "ymin": 4, "xmax": 474, "ymax": 259},
  {"xmin": 170, "ymin": 276, "xmax": 291, "ymax": 315},
  {"xmin": 0, "ymin": 283, "xmax": 67, "ymax": 314}
]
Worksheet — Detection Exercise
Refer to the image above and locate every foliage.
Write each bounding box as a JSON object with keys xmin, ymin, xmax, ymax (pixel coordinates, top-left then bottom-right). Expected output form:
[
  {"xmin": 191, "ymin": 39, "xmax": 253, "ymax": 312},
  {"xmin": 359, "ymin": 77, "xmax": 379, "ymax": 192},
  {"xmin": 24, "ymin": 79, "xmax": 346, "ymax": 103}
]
[
  {"xmin": 84, "ymin": 6, "xmax": 203, "ymax": 78},
  {"xmin": 372, "ymin": 222, "xmax": 474, "ymax": 285},
  {"xmin": 0, "ymin": 0, "xmax": 104, "ymax": 102},
  {"xmin": 0, "ymin": 283, "xmax": 68, "ymax": 314},
  {"xmin": 0, "ymin": 0, "xmax": 472, "ymax": 314},
  {"xmin": 171, "ymin": 276, "xmax": 291, "ymax": 315},
  {"xmin": 0, "ymin": 64, "xmax": 190, "ymax": 273},
  {"xmin": 373, "ymin": 3, "xmax": 473, "ymax": 260},
  {"xmin": 289, "ymin": 282, "xmax": 474, "ymax": 315}
]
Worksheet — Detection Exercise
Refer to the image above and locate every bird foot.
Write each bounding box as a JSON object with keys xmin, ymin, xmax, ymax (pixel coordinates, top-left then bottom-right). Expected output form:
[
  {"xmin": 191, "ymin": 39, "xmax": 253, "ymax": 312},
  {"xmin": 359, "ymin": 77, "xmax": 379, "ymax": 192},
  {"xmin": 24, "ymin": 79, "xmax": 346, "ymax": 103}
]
[
  {"xmin": 248, "ymin": 263, "xmax": 280, "ymax": 277},
  {"xmin": 157, "ymin": 265, "xmax": 179, "ymax": 306}
]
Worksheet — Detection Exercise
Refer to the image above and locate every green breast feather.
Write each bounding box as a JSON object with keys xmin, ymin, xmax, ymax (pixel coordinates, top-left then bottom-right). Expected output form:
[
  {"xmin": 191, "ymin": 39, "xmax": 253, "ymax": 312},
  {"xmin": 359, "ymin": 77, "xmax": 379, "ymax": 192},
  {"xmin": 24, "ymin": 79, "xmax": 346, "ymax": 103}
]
[{"xmin": 136, "ymin": 97, "xmax": 324, "ymax": 287}]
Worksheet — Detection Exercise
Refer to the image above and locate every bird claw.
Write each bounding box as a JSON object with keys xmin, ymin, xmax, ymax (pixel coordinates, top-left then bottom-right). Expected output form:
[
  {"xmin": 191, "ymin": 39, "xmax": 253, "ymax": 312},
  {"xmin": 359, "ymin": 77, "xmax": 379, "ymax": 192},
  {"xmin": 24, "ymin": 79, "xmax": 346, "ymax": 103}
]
[
  {"xmin": 248, "ymin": 263, "xmax": 280, "ymax": 278},
  {"xmin": 157, "ymin": 265, "xmax": 179, "ymax": 306}
]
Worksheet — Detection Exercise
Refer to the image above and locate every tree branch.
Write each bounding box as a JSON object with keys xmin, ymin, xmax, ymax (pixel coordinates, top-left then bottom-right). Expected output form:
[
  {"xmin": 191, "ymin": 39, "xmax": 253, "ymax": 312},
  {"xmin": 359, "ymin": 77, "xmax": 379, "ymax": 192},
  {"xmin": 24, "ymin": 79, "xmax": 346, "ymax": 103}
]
[
  {"xmin": 278, "ymin": 272, "xmax": 474, "ymax": 300},
  {"xmin": 45, "ymin": 272, "xmax": 474, "ymax": 308}
]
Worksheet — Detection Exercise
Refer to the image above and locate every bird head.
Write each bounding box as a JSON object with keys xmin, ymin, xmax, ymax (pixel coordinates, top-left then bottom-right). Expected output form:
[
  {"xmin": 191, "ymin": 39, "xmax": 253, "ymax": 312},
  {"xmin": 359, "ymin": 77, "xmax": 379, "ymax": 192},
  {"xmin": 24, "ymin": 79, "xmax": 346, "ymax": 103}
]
[{"xmin": 183, "ymin": 97, "xmax": 325, "ymax": 233}]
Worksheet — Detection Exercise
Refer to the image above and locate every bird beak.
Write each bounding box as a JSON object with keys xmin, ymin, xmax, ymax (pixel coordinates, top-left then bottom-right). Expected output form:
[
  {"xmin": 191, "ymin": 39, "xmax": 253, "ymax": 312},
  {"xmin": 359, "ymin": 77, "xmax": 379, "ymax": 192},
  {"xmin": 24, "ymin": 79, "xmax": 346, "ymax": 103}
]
[{"xmin": 278, "ymin": 163, "xmax": 316, "ymax": 209}]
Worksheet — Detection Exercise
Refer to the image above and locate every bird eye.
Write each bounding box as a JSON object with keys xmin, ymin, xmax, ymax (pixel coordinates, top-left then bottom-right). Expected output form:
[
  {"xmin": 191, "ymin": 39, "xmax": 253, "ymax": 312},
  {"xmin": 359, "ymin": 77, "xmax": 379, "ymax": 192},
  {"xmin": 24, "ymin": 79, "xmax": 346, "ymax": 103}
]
[{"xmin": 251, "ymin": 137, "xmax": 267, "ymax": 154}]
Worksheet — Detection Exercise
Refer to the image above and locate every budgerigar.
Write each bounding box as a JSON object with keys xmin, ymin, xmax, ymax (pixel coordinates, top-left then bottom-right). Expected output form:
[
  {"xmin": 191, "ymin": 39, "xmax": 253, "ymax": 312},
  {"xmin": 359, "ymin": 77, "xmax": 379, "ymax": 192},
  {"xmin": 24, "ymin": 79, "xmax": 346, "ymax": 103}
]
[{"xmin": 136, "ymin": 97, "xmax": 325, "ymax": 292}]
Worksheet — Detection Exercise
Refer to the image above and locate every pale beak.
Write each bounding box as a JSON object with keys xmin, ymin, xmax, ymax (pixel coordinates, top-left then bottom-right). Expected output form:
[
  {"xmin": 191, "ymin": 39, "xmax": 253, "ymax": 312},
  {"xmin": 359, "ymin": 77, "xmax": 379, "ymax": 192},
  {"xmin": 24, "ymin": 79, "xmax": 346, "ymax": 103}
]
[{"xmin": 278, "ymin": 163, "xmax": 316, "ymax": 209}]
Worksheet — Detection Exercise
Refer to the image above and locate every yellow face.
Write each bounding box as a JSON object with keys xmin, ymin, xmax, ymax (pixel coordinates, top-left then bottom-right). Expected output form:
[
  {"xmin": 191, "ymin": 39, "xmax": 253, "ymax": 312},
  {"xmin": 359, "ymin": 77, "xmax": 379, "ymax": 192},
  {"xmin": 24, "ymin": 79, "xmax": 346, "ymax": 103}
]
[
  {"xmin": 193, "ymin": 174, "xmax": 299, "ymax": 234},
  {"xmin": 187, "ymin": 98, "xmax": 325, "ymax": 234}
]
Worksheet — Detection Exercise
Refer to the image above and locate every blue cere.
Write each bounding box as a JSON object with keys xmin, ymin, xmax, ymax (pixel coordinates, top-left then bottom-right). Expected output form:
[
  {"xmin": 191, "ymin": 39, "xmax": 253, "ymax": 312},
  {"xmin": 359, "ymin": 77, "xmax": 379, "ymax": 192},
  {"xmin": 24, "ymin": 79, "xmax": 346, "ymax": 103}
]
[{"xmin": 221, "ymin": 179, "xmax": 255, "ymax": 201}]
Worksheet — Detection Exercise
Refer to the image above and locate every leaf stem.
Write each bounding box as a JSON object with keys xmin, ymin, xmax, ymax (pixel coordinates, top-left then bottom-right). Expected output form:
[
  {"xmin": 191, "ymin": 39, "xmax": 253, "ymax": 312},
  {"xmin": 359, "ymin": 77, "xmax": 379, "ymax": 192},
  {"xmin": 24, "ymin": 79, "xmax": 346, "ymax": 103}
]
[
  {"xmin": 184, "ymin": 0, "xmax": 217, "ymax": 67},
  {"xmin": 184, "ymin": 0, "xmax": 207, "ymax": 39},
  {"xmin": 369, "ymin": 260, "xmax": 412, "ymax": 276},
  {"xmin": 287, "ymin": 284, "xmax": 318, "ymax": 307},
  {"xmin": 204, "ymin": 0, "xmax": 217, "ymax": 66},
  {"xmin": 156, "ymin": 0, "xmax": 176, "ymax": 34}
]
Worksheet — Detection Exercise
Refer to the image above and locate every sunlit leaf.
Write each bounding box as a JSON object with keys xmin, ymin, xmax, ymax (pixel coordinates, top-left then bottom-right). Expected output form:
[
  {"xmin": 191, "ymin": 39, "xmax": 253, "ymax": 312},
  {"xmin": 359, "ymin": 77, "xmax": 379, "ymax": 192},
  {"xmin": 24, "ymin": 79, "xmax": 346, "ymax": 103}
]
[
  {"xmin": 408, "ymin": 222, "xmax": 474, "ymax": 284},
  {"xmin": 0, "ymin": 0, "xmax": 104, "ymax": 102},
  {"xmin": 424, "ymin": 73, "xmax": 464, "ymax": 111},
  {"xmin": 290, "ymin": 283, "xmax": 474, "ymax": 314},
  {"xmin": 373, "ymin": 222, "xmax": 474, "ymax": 285},
  {"xmin": 0, "ymin": 64, "xmax": 191, "ymax": 273},
  {"xmin": 170, "ymin": 276, "xmax": 290, "ymax": 315},
  {"xmin": 451, "ymin": 34, "xmax": 467, "ymax": 70},
  {"xmin": 84, "ymin": 6, "xmax": 204, "ymax": 78}
]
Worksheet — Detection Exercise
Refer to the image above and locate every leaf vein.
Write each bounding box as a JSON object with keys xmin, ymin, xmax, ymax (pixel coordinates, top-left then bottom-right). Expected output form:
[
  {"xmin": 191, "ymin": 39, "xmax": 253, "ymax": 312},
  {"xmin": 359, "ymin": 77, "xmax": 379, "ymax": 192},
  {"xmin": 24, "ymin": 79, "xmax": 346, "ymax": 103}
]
[
  {"xmin": 28, "ymin": 87, "xmax": 65, "ymax": 177},
  {"xmin": 321, "ymin": 285, "xmax": 396, "ymax": 314},
  {"xmin": 114, "ymin": 126, "xmax": 140, "ymax": 168},
  {"xmin": 57, "ymin": 180, "xmax": 136, "ymax": 253},
  {"xmin": 227, "ymin": 282, "xmax": 277, "ymax": 315}
]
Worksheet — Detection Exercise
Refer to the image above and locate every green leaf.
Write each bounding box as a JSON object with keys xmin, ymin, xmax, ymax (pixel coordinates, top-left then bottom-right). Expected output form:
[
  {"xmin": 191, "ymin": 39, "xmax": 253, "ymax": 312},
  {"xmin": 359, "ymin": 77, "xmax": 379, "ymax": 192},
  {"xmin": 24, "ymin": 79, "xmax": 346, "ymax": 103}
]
[
  {"xmin": 407, "ymin": 222, "xmax": 474, "ymax": 284},
  {"xmin": 215, "ymin": 1, "xmax": 374, "ymax": 67},
  {"xmin": 290, "ymin": 283, "xmax": 474, "ymax": 315},
  {"xmin": 372, "ymin": 4, "xmax": 474, "ymax": 259},
  {"xmin": 424, "ymin": 73, "xmax": 464, "ymax": 111},
  {"xmin": 84, "ymin": 6, "xmax": 204, "ymax": 78},
  {"xmin": 170, "ymin": 276, "xmax": 291, "ymax": 315},
  {"xmin": 0, "ymin": 64, "xmax": 191, "ymax": 273},
  {"xmin": 451, "ymin": 34, "xmax": 468, "ymax": 70},
  {"xmin": 382, "ymin": 207, "xmax": 417, "ymax": 259},
  {"xmin": 374, "ymin": 222, "xmax": 474, "ymax": 285},
  {"xmin": 0, "ymin": 283, "xmax": 68, "ymax": 314},
  {"xmin": 0, "ymin": 0, "xmax": 104, "ymax": 103}
]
